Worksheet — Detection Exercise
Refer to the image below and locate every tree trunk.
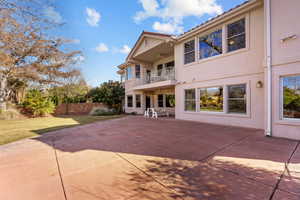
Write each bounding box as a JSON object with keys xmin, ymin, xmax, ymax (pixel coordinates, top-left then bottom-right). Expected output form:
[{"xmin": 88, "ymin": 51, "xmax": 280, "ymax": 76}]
[{"xmin": 0, "ymin": 74, "xmax": 10, "ymax": 111}]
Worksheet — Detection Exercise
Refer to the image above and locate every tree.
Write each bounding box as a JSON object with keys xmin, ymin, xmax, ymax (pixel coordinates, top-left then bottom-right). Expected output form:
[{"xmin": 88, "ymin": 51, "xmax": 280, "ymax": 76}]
[
  {"xmin": 0, "ymin": 0, "xmax": 82, "ymax": 110},
  {"xmin": 87, "ymin": 81, "xmax": 125, "ymax": 113}
]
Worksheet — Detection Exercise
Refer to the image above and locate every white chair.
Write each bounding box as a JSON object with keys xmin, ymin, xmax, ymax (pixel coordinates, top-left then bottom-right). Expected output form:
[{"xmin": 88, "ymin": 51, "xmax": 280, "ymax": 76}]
[
  {"xmin": 150, "ymin": 108, "xmax": 158, "ymax": 119},
  {"xmin": 144, "ymin": 108, "xmax": 150, "ymax": 118}
]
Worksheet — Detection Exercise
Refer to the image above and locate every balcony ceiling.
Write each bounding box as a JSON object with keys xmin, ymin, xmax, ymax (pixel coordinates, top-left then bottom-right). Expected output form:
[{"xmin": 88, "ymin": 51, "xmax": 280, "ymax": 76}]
[{"xmin": 134, "ymin": 42, "xmax": 174, "ymax": 63}]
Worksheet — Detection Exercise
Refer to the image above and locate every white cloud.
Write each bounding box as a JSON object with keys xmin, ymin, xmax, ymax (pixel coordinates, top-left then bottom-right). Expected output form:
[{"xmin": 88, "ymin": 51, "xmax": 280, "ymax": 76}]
[
  {"xmin": 119, "ymin": 45, "xmax": 132, "ymax": 54},
  {"xmin": 152, "ymin": 21, "xmax": 183, "ymax": 34},
  {"xmin": 44, "ymin": 6, "xmax": 63, "ymax": 23},
  {"xmin": 134, "ymin": 0, "xmax": 223, "ymax": 34},
  {"xmin": 95, "ymin": 43, "xmax": 109, "ymax": 53},
  {"xmin": 86, "ymin": 7, "xmax": 101, "ymax": 27}
]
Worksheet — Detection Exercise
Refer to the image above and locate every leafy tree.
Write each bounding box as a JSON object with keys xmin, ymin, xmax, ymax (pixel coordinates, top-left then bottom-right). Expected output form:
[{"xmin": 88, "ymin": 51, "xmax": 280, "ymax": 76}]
[
  {"xmin": 22, "ymin": 89, "xmax": 55, "ymax": 117},
  {"xmin": 87, "ymin": 81, "xmax": 125, "ymax": 113}
]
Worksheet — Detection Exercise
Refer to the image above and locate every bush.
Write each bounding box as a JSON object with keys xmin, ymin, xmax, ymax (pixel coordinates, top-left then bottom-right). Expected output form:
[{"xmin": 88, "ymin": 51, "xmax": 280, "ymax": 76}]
[
  {"xmin": 90, "ymin": 107, "xmax": 116, "ymax": 116},
  {"xmin": 22, "ymin": 89, "xmax": 55, "ymax": 117}
]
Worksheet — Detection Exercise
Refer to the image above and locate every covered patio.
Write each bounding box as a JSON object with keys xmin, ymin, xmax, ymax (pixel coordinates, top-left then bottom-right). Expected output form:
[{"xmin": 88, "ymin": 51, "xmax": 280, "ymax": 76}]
[{"xmin": 0, "ymin": 116, "xmax": 299, "ymax": 200}]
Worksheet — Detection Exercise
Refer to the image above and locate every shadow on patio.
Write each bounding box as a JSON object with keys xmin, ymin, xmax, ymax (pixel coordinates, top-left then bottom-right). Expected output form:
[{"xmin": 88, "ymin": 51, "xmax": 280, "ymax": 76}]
[{"xmin": 32, "ymin": 116, "xmax": 300, "ymax": 199}]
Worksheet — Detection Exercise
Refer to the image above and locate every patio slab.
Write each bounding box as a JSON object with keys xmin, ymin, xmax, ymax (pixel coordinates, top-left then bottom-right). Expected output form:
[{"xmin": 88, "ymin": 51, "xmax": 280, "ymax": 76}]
[{"xmin": 0, "ymin": 116, "xmax": 299, "ymax": 200}]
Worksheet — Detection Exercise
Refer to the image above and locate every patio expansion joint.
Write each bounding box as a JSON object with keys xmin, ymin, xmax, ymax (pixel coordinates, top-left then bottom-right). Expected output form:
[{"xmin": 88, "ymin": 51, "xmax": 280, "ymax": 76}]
[
  {"xmin": 114, "ymin": 152, "xmax": 184, "ymax": 200},
  {"xmin": 51, "ymin": 139, "xmax": 68, "ymax": 200},
  {"xmin": 269, "ymin": 140, "xmax": 300, "ymax": 200}
]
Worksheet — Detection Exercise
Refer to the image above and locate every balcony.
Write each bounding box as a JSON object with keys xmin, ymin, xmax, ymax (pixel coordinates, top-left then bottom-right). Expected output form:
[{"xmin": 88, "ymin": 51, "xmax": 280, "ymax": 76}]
[{"xmin": 133, "ymin": 68, "xmax": 176, "ymax": 91}]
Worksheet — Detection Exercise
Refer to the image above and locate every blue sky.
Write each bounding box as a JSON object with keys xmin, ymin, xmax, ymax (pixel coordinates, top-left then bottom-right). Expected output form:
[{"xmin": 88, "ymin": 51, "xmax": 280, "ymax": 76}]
[{"xmin": 47, "ymin": 0, "xmax": 247, "ymax": 87}]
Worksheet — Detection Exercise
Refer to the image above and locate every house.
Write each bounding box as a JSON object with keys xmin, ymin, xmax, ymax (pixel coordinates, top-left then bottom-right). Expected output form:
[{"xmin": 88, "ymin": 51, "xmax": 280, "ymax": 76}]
[{"xmin": 116, "ymin": 0, "xmax": 300, "ymax": 140}]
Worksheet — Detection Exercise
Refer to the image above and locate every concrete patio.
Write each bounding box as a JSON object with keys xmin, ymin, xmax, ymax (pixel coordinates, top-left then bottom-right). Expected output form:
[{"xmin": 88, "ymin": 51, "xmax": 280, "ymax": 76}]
[{"xmin": 0, "ymin": 116, "xmax": 299, "ymax": 200}]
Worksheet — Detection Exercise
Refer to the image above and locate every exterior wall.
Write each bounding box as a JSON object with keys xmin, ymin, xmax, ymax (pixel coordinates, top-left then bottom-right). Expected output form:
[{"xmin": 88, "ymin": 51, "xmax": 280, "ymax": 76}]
[
  {"xmin": 175, "ymin": 6, "xmax": 265, "ymax": 129},
  {"xmin": 124, "ymin": 56, "xmax": 175, "ymax": 114},
  {"xmin": 270, "ymin": 0, "xmax": 300, "ymax": 139}
]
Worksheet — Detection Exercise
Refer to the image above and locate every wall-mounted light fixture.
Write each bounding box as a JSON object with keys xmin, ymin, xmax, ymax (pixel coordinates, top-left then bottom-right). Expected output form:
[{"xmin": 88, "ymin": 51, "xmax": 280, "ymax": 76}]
[
  {"xmin": 281, "ymin": 34, "xmax": 297, "ymax": 43},
  {"xmin": 256, "ymin": 81, "xmax": 263, "ymax": 88}
]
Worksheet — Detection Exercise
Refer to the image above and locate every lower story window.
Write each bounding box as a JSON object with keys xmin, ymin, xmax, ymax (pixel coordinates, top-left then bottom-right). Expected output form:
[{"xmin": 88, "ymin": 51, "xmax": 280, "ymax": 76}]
[
  {"xmin": 199, "ymin": 87, "xmax": 223, "ymax": 112},
  {"xmin": 185, "ymin": 89, "xmax": 196, "ymax": 111},
  {"xmin": 166, "ymin": 94, "xmax": 175, "ymax": 108},
  {"xmin": 135, "ymin": 94, "xmax": 141, "ymax": 108},
  {"xmin": 127, "ymin": 95, "xmax": 133, "ymax": 108},
  {"xmin": 282, "ymin": 75, "xmax": 300, "ymax": 119},
  {"xmin": 228, "ymin": 84, "xmax": 247, "ymax": 114},
  {"xmin": 158, "ymin": 94, "xmax": 164, "ymax": 107}
]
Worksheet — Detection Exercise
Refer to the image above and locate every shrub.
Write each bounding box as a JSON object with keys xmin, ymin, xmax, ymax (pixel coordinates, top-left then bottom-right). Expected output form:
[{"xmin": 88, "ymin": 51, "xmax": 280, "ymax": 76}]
[
  {"xmin": 22, "ymin": 89, "xmax": 55, "ymax": 117},
  {"xmin": 90, "ymin": 107, "xmax": 116, "ymax": 116}
]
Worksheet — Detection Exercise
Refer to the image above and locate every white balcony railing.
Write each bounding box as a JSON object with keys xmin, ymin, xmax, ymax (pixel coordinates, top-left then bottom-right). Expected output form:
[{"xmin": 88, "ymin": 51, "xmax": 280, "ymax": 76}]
[{"xmin": 137, "ymin": 69, "xmax": 175, "ymax": 86}]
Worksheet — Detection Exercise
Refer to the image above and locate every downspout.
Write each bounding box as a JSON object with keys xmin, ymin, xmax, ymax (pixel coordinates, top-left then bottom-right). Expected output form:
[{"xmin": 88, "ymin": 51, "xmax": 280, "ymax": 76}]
[{"xmin": 265, "ymin": 0, "xmax": 272, "ymax": 136}]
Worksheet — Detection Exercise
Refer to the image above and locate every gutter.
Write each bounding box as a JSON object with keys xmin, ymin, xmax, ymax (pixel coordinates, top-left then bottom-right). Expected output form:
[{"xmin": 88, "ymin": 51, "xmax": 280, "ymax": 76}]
[{"xmin": 265, "ymin": 0, "xmax": 272, "ymax": 136}]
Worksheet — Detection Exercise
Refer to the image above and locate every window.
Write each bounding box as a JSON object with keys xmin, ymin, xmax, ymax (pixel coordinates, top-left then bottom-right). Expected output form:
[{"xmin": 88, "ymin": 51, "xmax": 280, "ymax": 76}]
[
  {"xmin": 166, "ymin": 94, "xmax": 175, "ymax": 108},
  {"xmin": 127, "ymin": 95, "xmax": 133, "ymax": 107},
  {"xmin": 228, "ymin": 84, "xmax": 247, "ymax": 113},
  {"xmin": 185, "ymin": 89, "xmax": 196, "ymax": 111},
  {"xmin": 126, "ymin": 66, "xmax": 132, "ymax": 80},
  {"xmin": 184, "ymin": 40, "xmax": 195, "ymax": 64},
  {"xmin": 135, "ymin": 94, "xmax": 141, "ymax": 108},
  {"xmin": 165, "ymin": 61, "xmax": 174, "ymax": 70},
  {"xmin": 199, "ymin": 29, "xmax": 222, "ymax": 59},
  {"xmin": 282, "ymin": 75, "xmax": 300, "ymax": 119},
  {"xmin": 199, "ymin": 87, "xmax": 223, "ymax": 112},
  {"xmin": 158, "ymin": 94, "xmax": 164, "ymax": 107},
  {"xmin": 227, "ymin": 18, "xmax": 246, "ymax": 52},
  {"xmin": 135, "ymin": 65, "xmax": 141, "ymax": 79},
  {"xmin": 157, "ymin": 64, "xmax": 163, "ymax": 76}
]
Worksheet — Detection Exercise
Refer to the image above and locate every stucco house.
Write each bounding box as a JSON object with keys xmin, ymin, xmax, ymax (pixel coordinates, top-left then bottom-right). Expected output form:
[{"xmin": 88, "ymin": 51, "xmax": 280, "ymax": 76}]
[{"xmin": 116, "ymin": 0, "xmax": 300, "ymax": 140}]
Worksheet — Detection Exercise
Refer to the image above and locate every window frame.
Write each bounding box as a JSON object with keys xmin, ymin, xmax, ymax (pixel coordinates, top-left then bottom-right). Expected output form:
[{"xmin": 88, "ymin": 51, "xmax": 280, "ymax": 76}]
[
  {"xmin": 183, "ymin": 39, "xmax": 196, "ymax": 65},
  {"xmin": 126, "ymin": 66, "xmax": 132, "ymax": 80},
  {"xmin": 280, "ymin": 75, "xmax": 300, "ymax": 121},
  {"xmin": 183, "ymin": 82, "xmax": 249, "ymax": 116},
  {"xmin": 227, "ymin": 83, "xmax": 247, "ymax": 114},
  {"xmin": 157, "ymin": 94, "xmax": 164, "ymax": 108},
  {"xmin": 135, "ymin": 64, "xmax": 141, "ymax": 79},
  {"xmin": 198, "ymin": 28, "xmax": 223, "ymax": 60},
  {"xmin": 226, "ymin": 18, "xmax": 246, "ymax": 53},
  {"xmin": 184, "ymin": 89, "xmax": 196, "ymax": 112},
  {"xmin": 165, "ymin": 94, "xmax": 175, "ymax": 108},
  {"xmin": 127, "ymin": 95, "xmax": 133, "ymax": 108},
  {"xmin": 135, "ymin": 94, "xmax": 141, "ymax": 108},
  {"xmin": 198, "ymin": 86, "xmax": 224, "ymax": 113}
]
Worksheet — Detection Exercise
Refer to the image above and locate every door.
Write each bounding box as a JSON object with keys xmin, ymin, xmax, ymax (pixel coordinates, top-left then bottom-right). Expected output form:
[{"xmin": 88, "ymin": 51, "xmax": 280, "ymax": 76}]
[{"xmin": 146, "ymin": 96, "xmax": 151, "ymax": 109}]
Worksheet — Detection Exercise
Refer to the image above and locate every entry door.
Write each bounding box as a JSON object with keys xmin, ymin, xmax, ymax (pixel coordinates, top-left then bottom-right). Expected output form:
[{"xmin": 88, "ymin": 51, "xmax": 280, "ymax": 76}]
[{"xmin": 145, "ymin": 96, "xmax": 151, "ymax": 109}]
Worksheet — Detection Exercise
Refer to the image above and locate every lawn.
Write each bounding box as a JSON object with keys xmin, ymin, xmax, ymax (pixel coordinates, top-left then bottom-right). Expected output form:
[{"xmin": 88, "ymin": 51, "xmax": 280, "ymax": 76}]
[{"xmin": 0, "ymin": 115, "xmax": 124, "ymax": 145}]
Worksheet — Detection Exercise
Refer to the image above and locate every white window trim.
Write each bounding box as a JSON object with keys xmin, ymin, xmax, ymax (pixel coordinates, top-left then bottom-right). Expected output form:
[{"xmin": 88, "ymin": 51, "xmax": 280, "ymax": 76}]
[
  {"xmin": 198, "ymin": 86, "xmax": 225, "ymax": 113},
  {"xmin": 280, "ymin": 75, "xmax": 300, "ymax": 121},
  {"xmin": 183, "ymin": 14, "xmax": 250, "ymax": 67},
  {"xmin": 183, "ymin": 38, "xmax": 197, "ymax": 66},
  {"xmin": 183, "ymin": 82, "xmax": 250, "ymax": 117}
]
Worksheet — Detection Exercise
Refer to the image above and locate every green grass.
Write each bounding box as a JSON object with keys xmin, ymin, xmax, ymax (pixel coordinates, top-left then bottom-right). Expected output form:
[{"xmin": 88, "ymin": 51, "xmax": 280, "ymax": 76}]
[{"xmin": 0, "ymin": 115, "xmax": 124, "ymax": 145}]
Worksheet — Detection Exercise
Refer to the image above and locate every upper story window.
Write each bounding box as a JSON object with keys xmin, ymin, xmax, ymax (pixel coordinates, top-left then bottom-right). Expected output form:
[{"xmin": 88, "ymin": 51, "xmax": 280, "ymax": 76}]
[
  {"xmin": 227, "ymin": 18, "xmax": 246, "ymax": 52},
  {"xmin": 165, "ymin": 61, "xmax": 174, "ymax": 72},
  {"xmin": 184, "ymin": 40, "xmax": 195, "ymax": 64},
  {"xmin": 157, "ymin": 64, "xmax": 163, "ymax": 76},
  {"xmin": 135, "ymin": 64, "xmax": 141, "ymax": 79},
  {"xmin": 199, "ymin": 29, "xmax": 222, "ymax": 59},
  {"xmin": 126, "ymin": 66, "xmax": 132, "ymax": 80},
  {"xmin": 282, "ymin": 75, "xmax": 300, "ymax": 119}
]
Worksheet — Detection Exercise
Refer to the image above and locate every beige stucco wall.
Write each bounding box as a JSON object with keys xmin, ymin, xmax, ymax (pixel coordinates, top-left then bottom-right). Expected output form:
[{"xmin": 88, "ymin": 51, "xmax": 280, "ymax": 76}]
[
  {"xmin": 269, "ymin": 0, "xmax": 300, "ymax": 139},
  {"xmin": 174, "ymin": 6, "xmax": 265, "ymax": 129}
]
